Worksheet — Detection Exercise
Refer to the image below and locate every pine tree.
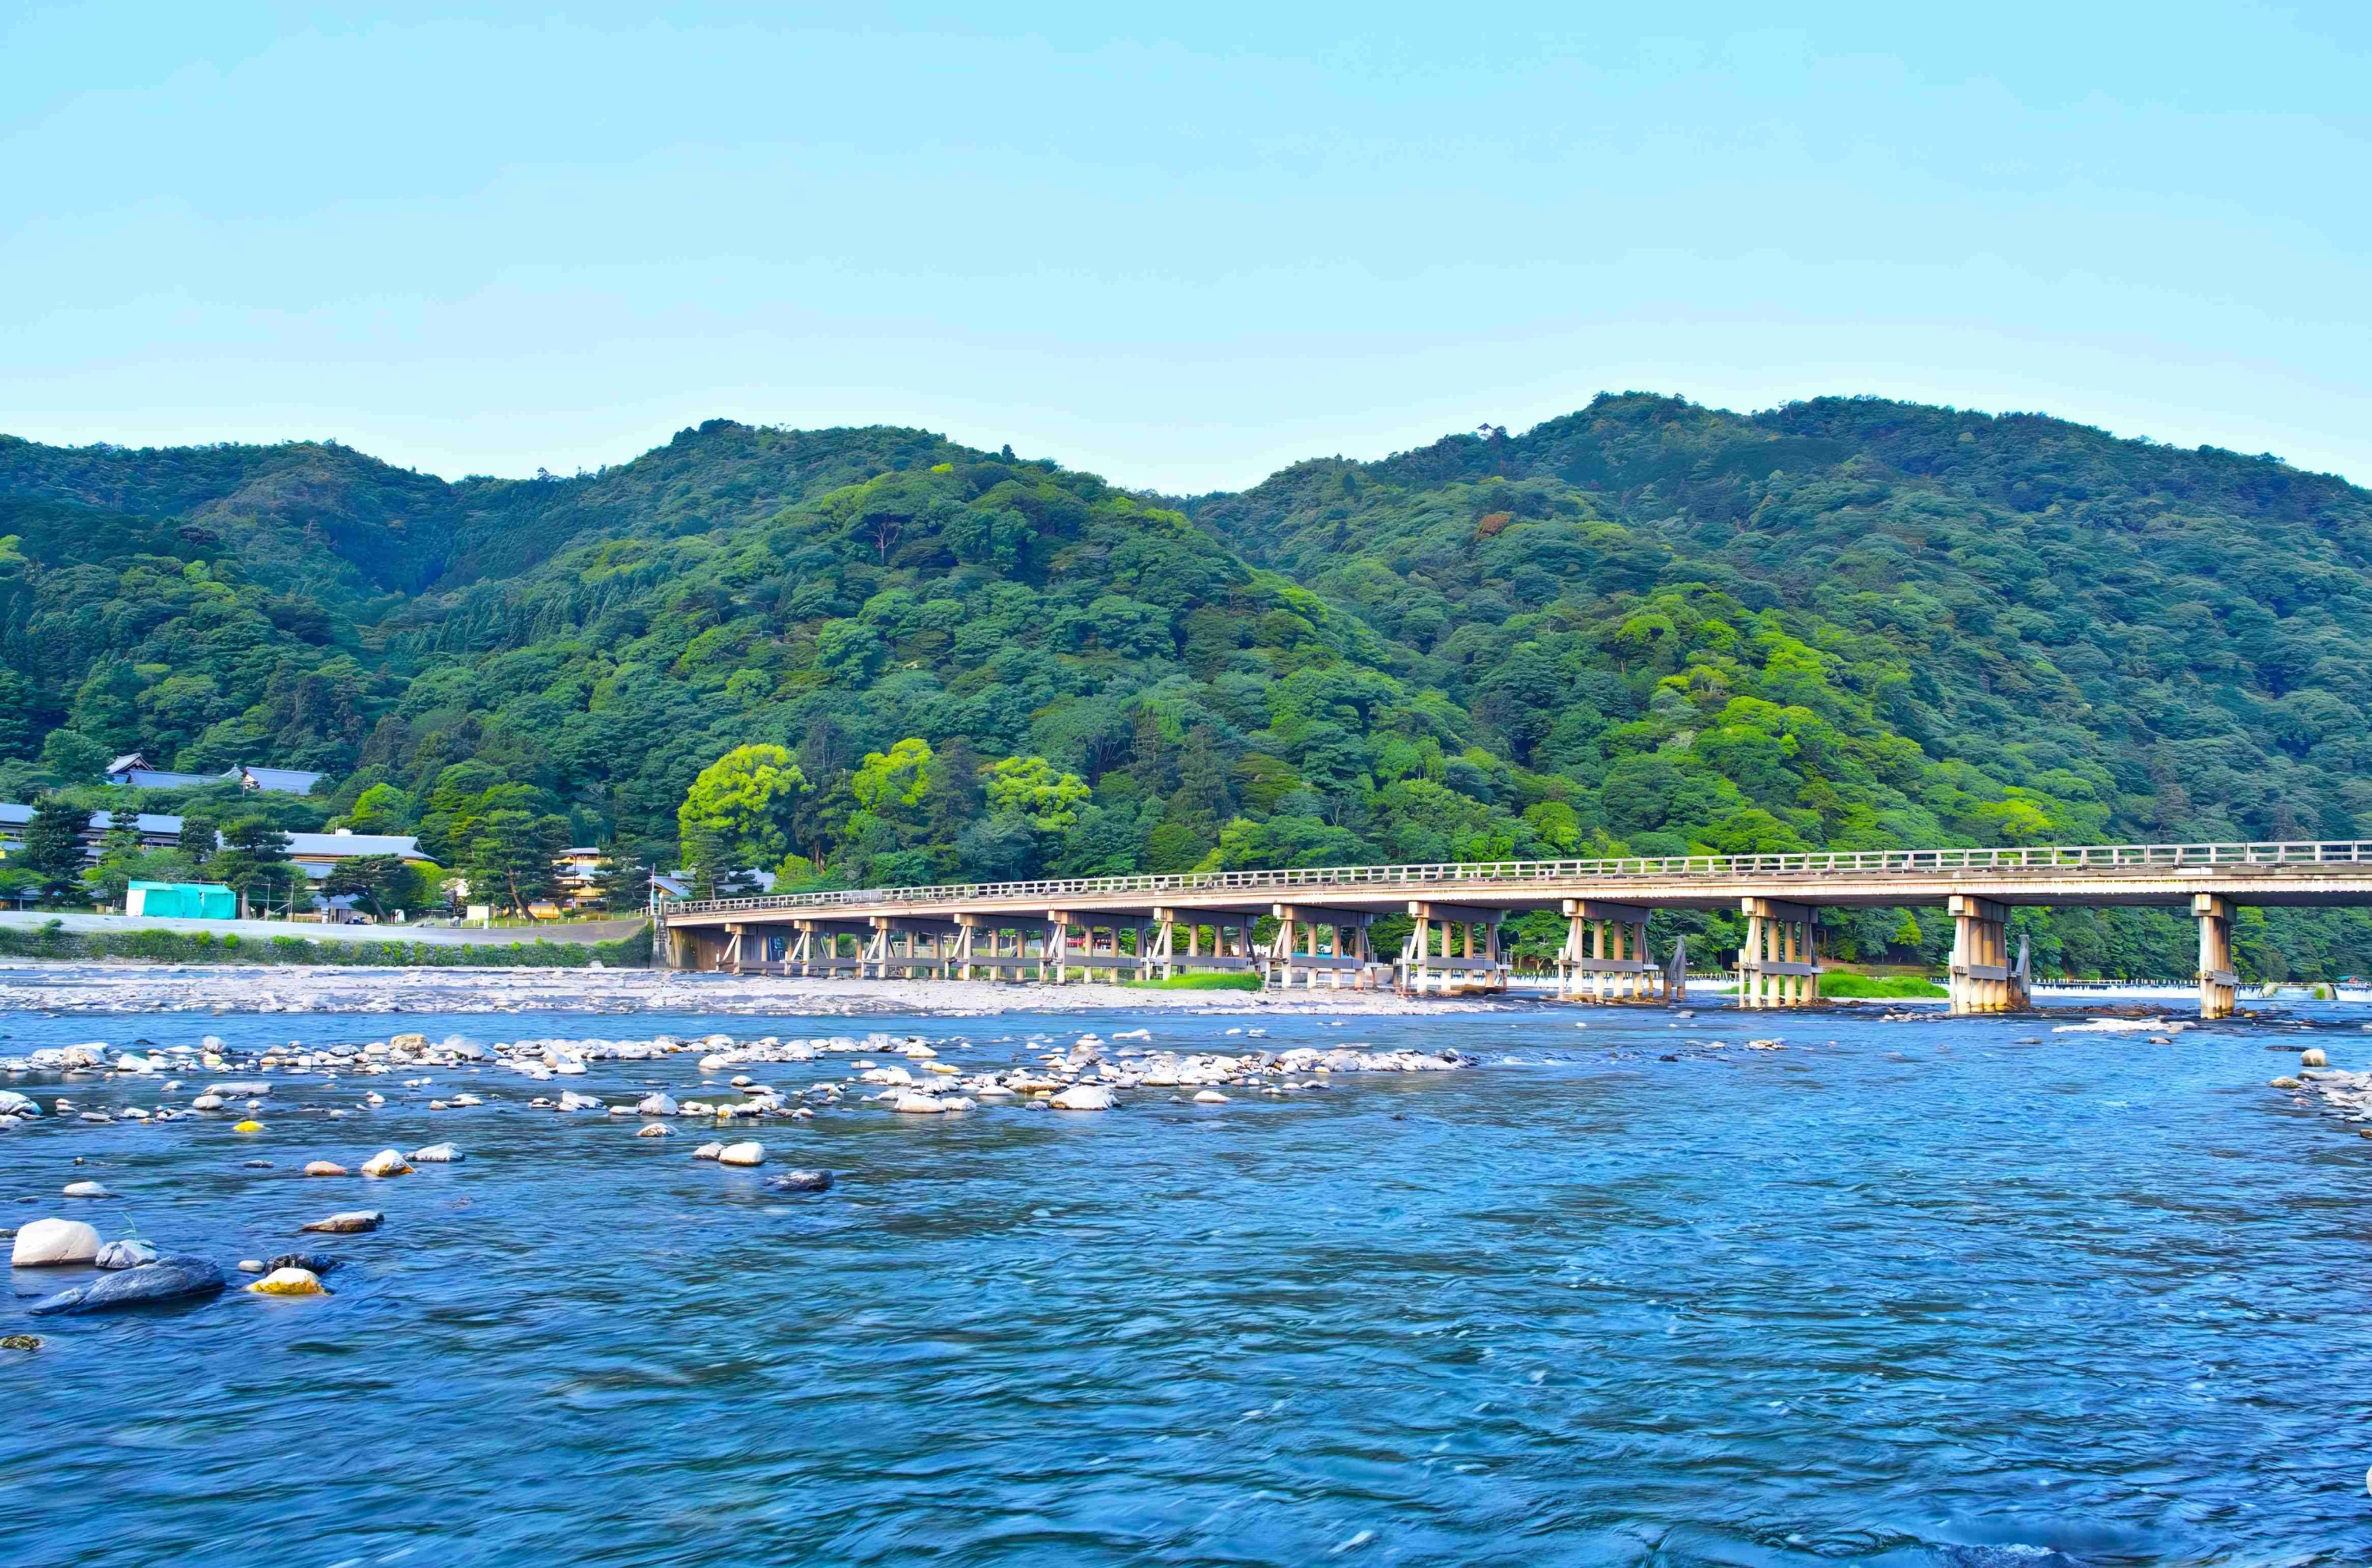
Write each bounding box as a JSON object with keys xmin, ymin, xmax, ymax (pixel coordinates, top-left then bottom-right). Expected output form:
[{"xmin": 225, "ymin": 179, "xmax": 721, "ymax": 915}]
[{"xmin": 21, "ymin": 795, "xmax": 92, "ymax": 903}]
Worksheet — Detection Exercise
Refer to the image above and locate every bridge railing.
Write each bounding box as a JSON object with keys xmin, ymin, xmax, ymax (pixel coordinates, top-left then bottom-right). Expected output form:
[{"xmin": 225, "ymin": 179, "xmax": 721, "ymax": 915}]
[{"xmin": 661, "ymin": 840, "xmax": 2372, "ymax": 919}]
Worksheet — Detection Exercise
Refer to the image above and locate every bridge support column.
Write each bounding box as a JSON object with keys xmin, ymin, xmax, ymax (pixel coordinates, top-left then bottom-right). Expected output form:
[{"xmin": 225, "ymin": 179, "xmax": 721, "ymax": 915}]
[
  {"xmin": 1267, "ymin": 905, "xmax": 1372, "ymax": 989},
  {"xmin": 1558, "ymin": 899, "xmax": 1660, "ymax": 1003},
  {"xmin": 1400, "ymin": 903, "xmax": 1508, "ymax": 996},
  {"xmin": 1947, "ymin": 896, "xmax": 2023, "ymax": 1014},
  {"xmin": 2195, "ymin": 894, "xmax": 2238, "ymax": 1019},
  {"xmin": 1738, "ymin": 899, "xmax": 1822, "ymax": 1007},
  {"xmin": 1044, "ymin": 911, "xmax": 1077, "ymax": 984}
]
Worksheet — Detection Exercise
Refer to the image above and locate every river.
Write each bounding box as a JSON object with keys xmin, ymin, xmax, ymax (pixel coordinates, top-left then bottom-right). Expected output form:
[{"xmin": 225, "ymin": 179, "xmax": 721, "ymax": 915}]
[{"xmin": 3, "ymin": 1001, "xmax": 2366, "ymax": 1565}]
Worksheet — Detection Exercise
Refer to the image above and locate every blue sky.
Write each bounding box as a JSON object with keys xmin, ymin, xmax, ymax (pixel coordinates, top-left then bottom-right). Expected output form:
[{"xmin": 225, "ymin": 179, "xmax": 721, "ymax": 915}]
[{"xmin": 4, "ymin": 2, "xmax": 2369, "ymax": 492}]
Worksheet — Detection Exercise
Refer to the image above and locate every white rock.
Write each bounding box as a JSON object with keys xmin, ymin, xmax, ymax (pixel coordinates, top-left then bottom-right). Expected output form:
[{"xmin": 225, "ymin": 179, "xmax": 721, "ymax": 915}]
[
  {"xmin": 717, "ymin": 1140, "xmax": 765, "ymax": 1166},
  {"xmin": 95, "ymin": 1238, "xmax": 158, "ymax": 1269},
  {"xmin": 2303, "ymin": 1048, "xmax": 2330, "ymax": 1067},
  {"xmin": 892, "ymin": 1092, "xmax": 947, "ymax": 1114},
  {"xmin": 693, "ymin": 1141, "xmax": 724, "ymax": 1161},
  {"xmin": 636, "ymin": 1122, "xmax": 674, "ymax": 1138},
  {"xmin": 1192, "ymin": 1090, "xmax": 1231, "ymax": 1104},
  {"xmin": 191, "ymin": 1094, "xmax": 226, "ymax": 1111},
  {"xmin": 409, "ymin": 1143, "xmax": 463, "ymax": 1163},
  {"xmin": 360, "ymin": 1148, "xmax": 413, "ymax": 1177},
  {"xmin": 62, "ymin": 1180, "xmax": 114, "ymax": 1198},
  {"xmin": 1048, "ymin": 1084, "xmax": 1115, "ymax": 1112},
  {"xmin": 11, "ymin": 1218, "xmax": 100, "ymax": 1267},
  {"xmin": 636, "ymin": 1093, "xmax": 679, "ymax": 1116}
]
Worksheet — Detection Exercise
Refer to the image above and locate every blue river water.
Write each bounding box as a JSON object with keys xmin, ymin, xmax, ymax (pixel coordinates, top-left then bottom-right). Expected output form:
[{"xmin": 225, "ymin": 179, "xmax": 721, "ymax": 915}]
[{"xmin": 5, "ymin": 999, "xmax": 2370, "ymax": 1566}]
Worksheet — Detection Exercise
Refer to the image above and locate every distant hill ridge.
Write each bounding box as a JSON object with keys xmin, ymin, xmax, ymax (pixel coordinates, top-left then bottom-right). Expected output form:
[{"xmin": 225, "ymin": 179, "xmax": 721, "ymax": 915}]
[{"xmin": 2, "ymin": 391, "xmax": 2366, "ymax": 976}]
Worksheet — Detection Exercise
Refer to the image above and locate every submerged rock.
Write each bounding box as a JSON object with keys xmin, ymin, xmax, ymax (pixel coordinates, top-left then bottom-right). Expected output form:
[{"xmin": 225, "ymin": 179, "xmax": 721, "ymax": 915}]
[
  {"xmin": 299, "ymin": 1210, "xmax": 384, "ymax": 1234},
  {"xmin": 266, "ymin": 1252, "xmax": 340, "ymax": 1275},
  {"xmin": 765, "ymin": 1169, "xmax": 834, "ymax": 1192},
  {"xmin": 0, "ymin": 1335, "xmax": 37, "ymax": 1351},
  {"xmin": 28, "ymin": 1256, "xmax": 225, "ymax": 1315},
  {"xmin": 94, "ymin": 1239, "xmax": 159, "ymax": 1270},
  {"xmin": 304, "ymin": 1161, "xmax": 349, "ymax": 1177},
  {"xmin": 11, "ymin": 1218, "xmax": 101, "ymax": 1266}
]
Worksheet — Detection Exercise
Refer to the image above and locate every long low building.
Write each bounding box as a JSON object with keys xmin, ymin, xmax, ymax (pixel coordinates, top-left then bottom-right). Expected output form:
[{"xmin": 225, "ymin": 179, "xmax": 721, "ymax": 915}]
[{"xmin": 654, "ymin": 839, "xmax": 2372, "ymax": 1018}]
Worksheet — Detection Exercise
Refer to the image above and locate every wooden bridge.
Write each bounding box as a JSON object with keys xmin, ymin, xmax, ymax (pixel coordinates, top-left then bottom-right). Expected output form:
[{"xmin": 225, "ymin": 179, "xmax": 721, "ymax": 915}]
[{"xmin": 654, "ymin": 841, "xmax": 2372, "ymax": 1018}]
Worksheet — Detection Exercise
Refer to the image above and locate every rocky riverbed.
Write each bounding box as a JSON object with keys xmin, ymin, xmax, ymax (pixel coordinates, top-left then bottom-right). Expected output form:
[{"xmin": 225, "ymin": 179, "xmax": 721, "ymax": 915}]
[
  {"xmin": 2, "ymin": 1018, "xmax": 1475, "ymax": 1313},
  {"xmin": 0, "ymin": 960, "xmax": 1513, "ymax": 1016}
]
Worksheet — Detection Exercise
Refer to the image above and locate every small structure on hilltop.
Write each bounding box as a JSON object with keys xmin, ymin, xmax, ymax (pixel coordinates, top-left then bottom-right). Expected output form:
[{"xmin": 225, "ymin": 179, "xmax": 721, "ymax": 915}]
[{"xmin": 100, "ymin": 754, "xmax": 321, "ymax": 795}]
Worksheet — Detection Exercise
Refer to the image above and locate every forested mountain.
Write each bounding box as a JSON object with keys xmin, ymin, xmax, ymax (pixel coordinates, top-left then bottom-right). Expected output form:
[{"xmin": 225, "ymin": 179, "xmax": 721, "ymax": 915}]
[{"xmin": 3, "ymin": 394, "xmax": 2368, "ymax": 977}]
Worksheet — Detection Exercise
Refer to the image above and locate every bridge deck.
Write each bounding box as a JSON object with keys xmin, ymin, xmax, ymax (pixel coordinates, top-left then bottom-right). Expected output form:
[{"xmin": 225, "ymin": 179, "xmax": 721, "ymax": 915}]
[
  {"xmin": 655, "ymin": 841, "xmax": 2372, "ymax": 1018},
  {"xmin": 661, "ymin": 841, "xmax": 2372, "ymax": 927}
]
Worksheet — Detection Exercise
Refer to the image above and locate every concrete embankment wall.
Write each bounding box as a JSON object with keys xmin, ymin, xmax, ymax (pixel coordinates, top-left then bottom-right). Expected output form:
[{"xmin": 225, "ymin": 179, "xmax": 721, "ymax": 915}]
[
  {"xmin": 0, "ymin": 912, "xmax": 645, "ymax": 946},
  {"xmin": 0, "ymin": 912, "xmax": 653, "ymax": 969}
]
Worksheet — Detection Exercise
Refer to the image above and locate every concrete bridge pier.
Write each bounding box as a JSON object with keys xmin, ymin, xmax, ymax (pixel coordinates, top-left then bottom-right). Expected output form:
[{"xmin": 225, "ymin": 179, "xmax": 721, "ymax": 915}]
[
  {"xmin": 1558, "ymin": 898, "xmax": 1662, "ymax": 1002},
  {"xmin": 1737, "ymin": 898, "xmax": 1822, "ymax": 1008},
  {"xmin": 788, "ymin": 918, "xmax": 868, "ymax": 976},
  {"xmin": 1400, "ymin": 902, "xmax": 1508, "ymax": 995},
  {"xmin": 1150, "ymin": 909, "xmax": 1261, "ymax": 981},
  {"xmin": 2195, "ymin": 894, "xmax": 2238, "ymax": 1019},
  {"xmin": 1267, "ymin": 905, "xmax": 1377, "ymax": 989},
  {"xmin": 1947, "ymin": 895, "xmax": 2028, "ymax": 1013}
]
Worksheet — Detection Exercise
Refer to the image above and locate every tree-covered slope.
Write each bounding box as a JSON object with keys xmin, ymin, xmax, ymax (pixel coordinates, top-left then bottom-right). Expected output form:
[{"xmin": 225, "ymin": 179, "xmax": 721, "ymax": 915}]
[
  {"xmin": 2, "ymin": 396, "xmax": 2368, "ymax": 977},
  {"xmin": 1186, "ymin": 394, "xmax": 2372, "ymax": 852}
]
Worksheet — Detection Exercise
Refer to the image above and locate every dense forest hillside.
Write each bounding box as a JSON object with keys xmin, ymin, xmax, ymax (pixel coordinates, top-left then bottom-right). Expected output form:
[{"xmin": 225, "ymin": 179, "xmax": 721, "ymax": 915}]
[{"xmin": 3, "ymin": 394, "xmax": 2368, "ymax": 977}]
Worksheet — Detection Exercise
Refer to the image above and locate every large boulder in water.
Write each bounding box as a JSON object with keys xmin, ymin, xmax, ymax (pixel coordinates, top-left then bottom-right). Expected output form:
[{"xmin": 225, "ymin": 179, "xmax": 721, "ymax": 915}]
[
  {"xmin": 11, "ymin": 1218, "xmax": 100, "ymax": 1266},
  {"xmin": 94, "ymin": 1239, "xmax": 159, "ymax": 1270},
  {"xmin": 299, "ymin": 1210, "xmax": 384, "ymax": 1234},
  {"xmin": 26, "ymin": 1256, "xmax": 225, "ymax": 1316},
  {"xmin": 765, "ymin": 1169, "xmax": 834, "ymax": 1193},
  {"xmin": 247, "ymin": 1266, "xmax": 329, "ymax": 1297}
]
